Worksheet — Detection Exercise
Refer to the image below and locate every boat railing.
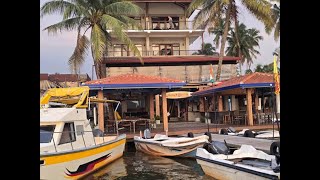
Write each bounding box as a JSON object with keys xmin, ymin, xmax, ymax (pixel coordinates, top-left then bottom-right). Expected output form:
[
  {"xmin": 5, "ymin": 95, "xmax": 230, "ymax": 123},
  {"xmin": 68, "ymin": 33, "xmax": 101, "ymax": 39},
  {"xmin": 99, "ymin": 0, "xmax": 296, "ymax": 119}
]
[{"xmin": 40, "ymin": 130, "xmax": 108, "ymax": 153}]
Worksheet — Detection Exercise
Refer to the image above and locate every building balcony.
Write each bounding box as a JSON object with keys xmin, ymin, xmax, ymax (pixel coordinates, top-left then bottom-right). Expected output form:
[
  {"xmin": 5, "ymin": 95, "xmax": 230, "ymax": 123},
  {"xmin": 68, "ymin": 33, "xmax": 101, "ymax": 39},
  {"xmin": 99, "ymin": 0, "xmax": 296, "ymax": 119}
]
[{"xmin": 103, "ymin": 50, "xmax": 240, "ymax": 67}]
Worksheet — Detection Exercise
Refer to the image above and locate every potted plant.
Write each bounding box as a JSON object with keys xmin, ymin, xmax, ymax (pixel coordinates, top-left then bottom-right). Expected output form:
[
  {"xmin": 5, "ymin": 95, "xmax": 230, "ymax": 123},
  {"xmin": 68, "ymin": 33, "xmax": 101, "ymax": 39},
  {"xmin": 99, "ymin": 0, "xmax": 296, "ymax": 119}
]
[{"xmin": 155, "ymin": 115, "xmax": 161, "ymax": 124}]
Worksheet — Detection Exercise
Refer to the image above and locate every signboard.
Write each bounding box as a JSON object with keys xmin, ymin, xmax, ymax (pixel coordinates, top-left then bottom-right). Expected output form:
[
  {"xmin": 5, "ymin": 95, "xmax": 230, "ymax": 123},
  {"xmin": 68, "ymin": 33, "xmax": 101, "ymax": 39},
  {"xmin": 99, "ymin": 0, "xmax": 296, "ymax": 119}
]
[{"xmin": 166, "ymin": 91, "xmax": 192, "ymax": 99}]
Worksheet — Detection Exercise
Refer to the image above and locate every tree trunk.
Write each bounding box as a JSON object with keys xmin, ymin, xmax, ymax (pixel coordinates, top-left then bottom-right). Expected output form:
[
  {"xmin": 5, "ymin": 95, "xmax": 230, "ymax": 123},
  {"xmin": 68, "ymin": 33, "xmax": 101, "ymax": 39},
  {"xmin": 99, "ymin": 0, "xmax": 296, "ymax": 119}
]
[
  {"xmin": 216, "ymin": 3, "xmax": 232, "ymax": 81},
  {"xmin": 233, "ymin": 6, "xmax": 242, "ymax": 75}
]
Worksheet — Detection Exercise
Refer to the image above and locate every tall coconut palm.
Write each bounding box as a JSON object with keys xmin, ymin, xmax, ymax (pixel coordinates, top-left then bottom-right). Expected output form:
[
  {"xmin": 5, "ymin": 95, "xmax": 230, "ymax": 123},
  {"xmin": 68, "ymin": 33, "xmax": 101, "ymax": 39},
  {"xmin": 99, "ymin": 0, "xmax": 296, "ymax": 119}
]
[
  {"xmin": 188, "ymin": 0, "xmax": 272, "ymax": 81},
  {"xmin": 226, "ymin": 23, "xmax": 263, "ymax": 70},
  {"xmin": 40, "ymin": 0, "xmax": 142, "ymax": 79}
]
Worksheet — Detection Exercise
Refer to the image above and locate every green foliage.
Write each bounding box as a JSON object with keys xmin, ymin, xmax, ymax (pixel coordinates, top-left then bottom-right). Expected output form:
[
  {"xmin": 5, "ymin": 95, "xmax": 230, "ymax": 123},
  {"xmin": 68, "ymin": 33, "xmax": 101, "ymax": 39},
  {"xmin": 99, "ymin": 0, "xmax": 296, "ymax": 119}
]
[
  {"xmin": 40, "ymin": 0, "xmax": 143, "ymax": 79},
  {"xmin": 192, "ymin": 43, "xmax": 218, "ymax": 55},
  {"xmin": 226, "ymin": 23, "xmax": 263, "ymax": 69}
]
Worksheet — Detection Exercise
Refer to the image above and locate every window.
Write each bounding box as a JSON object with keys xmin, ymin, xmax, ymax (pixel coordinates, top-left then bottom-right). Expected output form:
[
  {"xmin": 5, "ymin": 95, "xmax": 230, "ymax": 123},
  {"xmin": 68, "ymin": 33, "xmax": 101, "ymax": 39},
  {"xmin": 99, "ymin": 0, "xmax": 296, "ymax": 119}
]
[
  {"xmin": 59, "ymin": 123, "xmax": 76, "ymax": 145},
  {"xmin": 40, "ymin": 125, "xmax": 55, "ymax": 143},
  {"xmin": 152, "ymin": 44, "xmax": 180, "ymax": 56},
  {"xmin": 113, "ymin": 44, "xmax": 142, "ymax": 57}
]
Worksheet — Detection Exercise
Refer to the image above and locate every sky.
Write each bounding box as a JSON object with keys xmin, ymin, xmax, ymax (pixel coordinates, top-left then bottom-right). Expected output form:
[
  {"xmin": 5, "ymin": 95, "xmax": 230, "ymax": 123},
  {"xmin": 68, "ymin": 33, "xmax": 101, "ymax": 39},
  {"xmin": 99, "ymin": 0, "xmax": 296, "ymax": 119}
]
[{"xmin": 40, "ymin": 0, "xmax": 279, "ymax": 79}]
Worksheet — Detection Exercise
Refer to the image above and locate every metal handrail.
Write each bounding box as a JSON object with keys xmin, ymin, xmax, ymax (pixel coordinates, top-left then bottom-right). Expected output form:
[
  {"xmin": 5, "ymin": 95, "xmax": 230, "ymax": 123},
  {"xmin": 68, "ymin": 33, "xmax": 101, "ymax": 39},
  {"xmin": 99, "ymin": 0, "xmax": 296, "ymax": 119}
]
[{"xmin": 106, "ymin": 50, "xmax": 204, "ymax": 57}]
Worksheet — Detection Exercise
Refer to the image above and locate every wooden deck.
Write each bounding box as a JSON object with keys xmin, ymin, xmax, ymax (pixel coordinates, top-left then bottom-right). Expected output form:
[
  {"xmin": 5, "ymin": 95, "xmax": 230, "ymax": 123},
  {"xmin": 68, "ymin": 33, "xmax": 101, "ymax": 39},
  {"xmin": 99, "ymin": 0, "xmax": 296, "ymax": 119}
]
[
  {"xmin": 208, "ymin": 134, "xmax": 278, "ymax": 154},
  {"xmin": 107, "ymin": 122, "xmax": 279, "ymax": 143}
]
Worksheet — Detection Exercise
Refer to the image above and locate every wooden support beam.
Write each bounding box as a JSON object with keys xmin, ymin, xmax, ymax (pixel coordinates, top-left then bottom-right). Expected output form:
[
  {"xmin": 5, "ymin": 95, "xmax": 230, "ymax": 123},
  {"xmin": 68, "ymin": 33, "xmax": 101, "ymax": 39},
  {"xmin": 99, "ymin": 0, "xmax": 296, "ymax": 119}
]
[
  {"xmin": 255, "ymin": 93, "xmax": 259, "ymax": 111},
  {"xmin": 246, "ymin": 89, "xmax": 253, "ymax": 126},
  {"xmin": 199, "ymin": 97, "xmax": 205, "ymax": 112},
  {"xmin": 97, "ymin": 90, "xmax": 104, "ymax": 132},
  {"xmin": 155, "ymin": 94, "xmax": 160, "ymax": 116},
  {"xmin": 149, "ymin": 94, "xmax": 154, "ymax": 121},
  {"xmin": 162, "ymin": 89, "xmax": 168, "ymax": 134},
  {"xmin": 218, "ymin": 95, "xmax": 223, "ymax": 112}
]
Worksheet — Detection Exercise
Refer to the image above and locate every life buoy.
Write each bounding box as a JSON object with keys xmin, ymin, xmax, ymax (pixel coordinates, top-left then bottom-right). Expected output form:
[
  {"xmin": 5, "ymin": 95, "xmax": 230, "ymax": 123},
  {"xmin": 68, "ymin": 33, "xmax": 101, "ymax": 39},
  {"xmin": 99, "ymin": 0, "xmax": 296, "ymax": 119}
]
[{"xmin": 270, "ymin": 141, "xmax": 280, "ymax": 155}]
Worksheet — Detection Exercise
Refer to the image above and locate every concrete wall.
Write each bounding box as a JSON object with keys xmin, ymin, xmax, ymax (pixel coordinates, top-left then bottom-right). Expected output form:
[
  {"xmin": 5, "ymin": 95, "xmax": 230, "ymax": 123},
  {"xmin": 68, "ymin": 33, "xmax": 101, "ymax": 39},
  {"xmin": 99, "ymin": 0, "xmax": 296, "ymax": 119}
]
[{"xmin": 106, "ymin": 64, "xmax": 238, "ymax": 83}]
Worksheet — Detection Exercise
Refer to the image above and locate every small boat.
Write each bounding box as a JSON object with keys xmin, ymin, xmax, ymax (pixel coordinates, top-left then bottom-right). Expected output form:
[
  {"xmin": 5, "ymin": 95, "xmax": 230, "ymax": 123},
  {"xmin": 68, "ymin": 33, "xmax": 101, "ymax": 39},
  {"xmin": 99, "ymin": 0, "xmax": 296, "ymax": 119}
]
[
  {"xmin": 196, "ymin": 141, "xmax": 280, "ymax": 180},
  {"xmin": 134, "ymin": 132, "xmax": 209, "ymax": 157},
  {"xmin": 40, "ymin": 87, "xmax": 126, "ymax": 180}
]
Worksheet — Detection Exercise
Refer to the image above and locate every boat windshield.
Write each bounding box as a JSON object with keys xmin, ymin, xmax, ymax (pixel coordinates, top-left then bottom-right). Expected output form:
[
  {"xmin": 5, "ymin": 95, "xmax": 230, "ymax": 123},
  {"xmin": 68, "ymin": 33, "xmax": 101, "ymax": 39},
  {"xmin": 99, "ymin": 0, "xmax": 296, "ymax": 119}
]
[{"xmin": 40, "ymin": 125, "xmax": 56, "ymax": 143}]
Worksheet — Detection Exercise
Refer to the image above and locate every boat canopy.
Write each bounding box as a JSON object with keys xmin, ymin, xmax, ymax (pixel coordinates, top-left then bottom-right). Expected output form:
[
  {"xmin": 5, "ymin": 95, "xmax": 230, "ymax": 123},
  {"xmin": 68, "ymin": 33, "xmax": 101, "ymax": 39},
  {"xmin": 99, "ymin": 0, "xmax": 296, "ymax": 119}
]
[{"xmin": 40, "ymin": 86, "xmax": 119, "ymax": 108}]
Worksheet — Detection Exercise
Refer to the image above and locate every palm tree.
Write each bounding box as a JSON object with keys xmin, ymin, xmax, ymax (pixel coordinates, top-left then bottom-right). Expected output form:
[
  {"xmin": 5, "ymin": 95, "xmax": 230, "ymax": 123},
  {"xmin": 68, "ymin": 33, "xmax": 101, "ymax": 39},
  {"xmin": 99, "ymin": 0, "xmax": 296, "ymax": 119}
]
[
  {"xmin": 192, "ymin": 43, "xmax": 218, "ymax": 55},
  {"xmin": 188, "ymin": 0, "xmax": 272, "ymax": 81},
  {"xmin": 265, "ymin": 1, "xmax": 280, "ymax": 41},
  {"xmin": 226, "ymin": 23, "xmax": 263, "ymax": 70},
  {"xmin": 254, "ymin": 63, "xmax": 279, "ymax": 73},
  {"xmin": 40, "ymin": 0, "xmax": 142, "ymax": 79}
]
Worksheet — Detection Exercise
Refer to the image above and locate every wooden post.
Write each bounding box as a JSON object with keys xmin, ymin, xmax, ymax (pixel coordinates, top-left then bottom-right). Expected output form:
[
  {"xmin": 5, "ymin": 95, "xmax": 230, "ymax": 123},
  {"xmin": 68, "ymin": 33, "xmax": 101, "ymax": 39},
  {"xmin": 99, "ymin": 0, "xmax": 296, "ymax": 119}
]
[
  {"xmin": 162, "ymin": 89, "xmax": 168, "ymax": 134},
  {"xmin": 246, "ymin": 88, "xmax": 253, "ymax": 126},
  {"xmin": 149, "ymin": 94, "xmax": 154, "ymax": 121},
  {"xmin": 218, "ymin": 95, "xmax": 223, "ymax": 112},
  {"xmin": 211, "ymin": 95, "xmax": 216, "ymax": 111},
  {"xmin": 255, "ymin": 93, "xmax": 259, "ymax": 111},
  {"xmin": 185, "ymin": 99, "xmax": 188, "ymax": 121},
  {"xmin": 199, "ymin": 97, "xmax": 205, "ymax": 112},
  {"xmin": 177, "ymin": 100, "xmax": 180, "ymax": 118},
  {"xmin": 231, "ymin": 95, "xmax": 237, "ymax": 111},
  {"xmin": 155, "ymin": 94, "xmax": 160, "ymax": 117},
  {"xmin": 97, "ymin": 90, "xmax": 105, "ymax": 132}
]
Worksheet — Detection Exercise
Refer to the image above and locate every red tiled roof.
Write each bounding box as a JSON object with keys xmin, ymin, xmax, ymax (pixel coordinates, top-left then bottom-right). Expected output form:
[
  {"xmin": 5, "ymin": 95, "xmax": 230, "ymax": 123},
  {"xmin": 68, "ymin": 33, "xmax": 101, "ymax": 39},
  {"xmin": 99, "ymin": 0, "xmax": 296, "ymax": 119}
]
[
  {"xmin": 195, "ymin": 72, "xmax": 277, "ymax": 94},
  {"xmin": 40, "ymin": 74, "xmax": 48, "ymax": 80},
  {"xmin": 48, "ymin": 74, "xmax": 91, "ymax": 82},
  {"xmin": 85, "ymin": 74, "xmax": 183, "ymax": 85}
]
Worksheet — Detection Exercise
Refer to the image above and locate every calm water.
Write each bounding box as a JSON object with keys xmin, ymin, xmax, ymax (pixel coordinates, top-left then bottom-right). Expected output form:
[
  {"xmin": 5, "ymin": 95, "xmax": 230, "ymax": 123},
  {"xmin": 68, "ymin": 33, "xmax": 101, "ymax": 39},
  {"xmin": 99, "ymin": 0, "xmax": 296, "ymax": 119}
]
[{"xmin": 83, "ymin": 143, "xmax": 215, "ymax": 180}]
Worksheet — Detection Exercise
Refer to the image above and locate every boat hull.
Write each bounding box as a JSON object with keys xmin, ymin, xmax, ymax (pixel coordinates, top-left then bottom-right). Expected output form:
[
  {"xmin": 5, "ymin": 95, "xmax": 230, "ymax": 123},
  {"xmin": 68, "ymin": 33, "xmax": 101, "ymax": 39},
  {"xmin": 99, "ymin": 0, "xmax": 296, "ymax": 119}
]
[
  {"xmin": 134, "ymin": 141, "xmax": 204, "ymax": 157},
  {"xmin": 40, "ymin": 135, "xmax": 126, "ymax": 180},
  {"xmin": 197, "ymin": 158, "xmax": 280, "ymax": 180}
]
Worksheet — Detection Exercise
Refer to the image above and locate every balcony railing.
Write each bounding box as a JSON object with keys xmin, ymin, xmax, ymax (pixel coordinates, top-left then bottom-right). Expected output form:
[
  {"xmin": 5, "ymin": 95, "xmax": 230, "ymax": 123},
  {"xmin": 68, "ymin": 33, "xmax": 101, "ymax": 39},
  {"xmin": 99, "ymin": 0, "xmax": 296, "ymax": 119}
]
[
  {"xmin": 106, "ymin": 50, "xmax": 206, "ymax": 57},
  {"xmin": 129, "ymin": 20, "xmax": 197, "ymax": 30}
]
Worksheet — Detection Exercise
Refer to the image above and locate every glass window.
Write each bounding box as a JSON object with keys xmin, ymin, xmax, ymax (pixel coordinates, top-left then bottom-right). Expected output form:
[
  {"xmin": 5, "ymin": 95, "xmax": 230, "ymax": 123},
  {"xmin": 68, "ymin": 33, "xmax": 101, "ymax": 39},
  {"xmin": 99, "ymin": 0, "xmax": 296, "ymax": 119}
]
[
  {"xmin": 40, "ymin": 125, "xmax": 55, "ymax": 143},
  {"xmin": 59, "ymin": 123, "xmax": 76, "ymax": 145}
]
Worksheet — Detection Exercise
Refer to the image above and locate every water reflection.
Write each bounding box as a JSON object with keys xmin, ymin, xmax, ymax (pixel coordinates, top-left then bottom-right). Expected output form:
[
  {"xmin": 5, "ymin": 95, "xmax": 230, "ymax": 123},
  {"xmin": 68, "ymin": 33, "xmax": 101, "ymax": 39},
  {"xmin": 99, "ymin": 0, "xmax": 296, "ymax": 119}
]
[{"xmin": 84, "ymin": 151, "xmax": 215, "ymax": 180}]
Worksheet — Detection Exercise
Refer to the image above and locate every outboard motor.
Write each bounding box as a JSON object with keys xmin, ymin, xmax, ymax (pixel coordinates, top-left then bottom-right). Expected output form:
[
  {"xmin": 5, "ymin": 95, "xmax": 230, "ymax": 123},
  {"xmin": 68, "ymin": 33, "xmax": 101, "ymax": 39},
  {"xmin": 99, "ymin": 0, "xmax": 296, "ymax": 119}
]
[
  {"xmin": 144, "ymin": 129, "xmax": 151, "ymax": 139},
  {"xmin": 187, "ymin": 132, "xmax": 194, "ymax": 138},
  {"xmin": 203, "ymin": 141, "xmax": 229, "ymax": 155},
  {"xmin": 271, "ymin": 154, "xmax": 280, "ymax": 173}
]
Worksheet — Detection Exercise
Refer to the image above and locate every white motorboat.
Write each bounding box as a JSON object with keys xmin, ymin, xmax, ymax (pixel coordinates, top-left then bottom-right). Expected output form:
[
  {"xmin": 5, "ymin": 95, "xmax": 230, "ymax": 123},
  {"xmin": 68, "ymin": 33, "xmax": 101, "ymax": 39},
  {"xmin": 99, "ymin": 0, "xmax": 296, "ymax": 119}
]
[
  {"xmin": 40, "ymin": 87, "xmax": 126, "ymax": 180},
  {"xmin": 134, "ymin": 133, "xmax": 209, "ymax": 157},
  {"xmin": 196, "ymin": 142, "xmax": 280, "ymax": 180}
]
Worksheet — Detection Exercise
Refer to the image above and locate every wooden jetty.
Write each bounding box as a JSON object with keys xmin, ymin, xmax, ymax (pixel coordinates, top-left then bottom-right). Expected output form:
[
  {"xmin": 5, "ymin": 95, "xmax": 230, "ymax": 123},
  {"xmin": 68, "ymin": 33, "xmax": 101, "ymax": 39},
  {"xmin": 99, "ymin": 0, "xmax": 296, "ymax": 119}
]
[{"xmin": 110, "ymin": 123, "xmax": 278, "ymax": 143}]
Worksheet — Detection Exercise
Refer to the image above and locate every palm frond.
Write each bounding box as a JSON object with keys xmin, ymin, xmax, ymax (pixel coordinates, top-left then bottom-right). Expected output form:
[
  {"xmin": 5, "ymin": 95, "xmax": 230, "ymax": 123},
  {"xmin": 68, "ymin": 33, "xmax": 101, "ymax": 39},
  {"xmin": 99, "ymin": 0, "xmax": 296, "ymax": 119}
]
[
  {"xmin": 104, "ymin": 1, "xmax": 142, "ymax": 16},
  {"xmin": 274, "ymin": 20, "xmax": 280, "ymax": 41},
  {"xmin": 40, "ymin": 0, "xmax": 78, "ymax": 18},
  {"xmin": 101, "ymin": 14, "xmax": 143, "ymax": 64},
  {"xmin": 69, "ymin": 32, "xmax": 90, "ymax": 73},
  {"xmin": 43, "ymin": 17, "xmax": 82, "ymax": 35},
  {"xmin": 91, "ymin": 24, "xmax": 107, "ymax": 63},
  {"xmin": 187, "ymin": 0, "xmax": 206, "ymax": 16}
]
